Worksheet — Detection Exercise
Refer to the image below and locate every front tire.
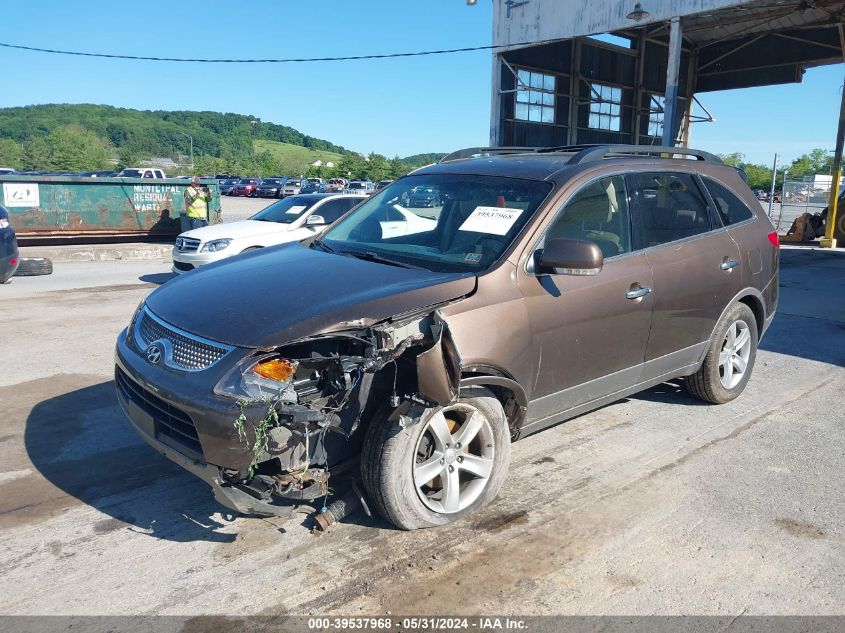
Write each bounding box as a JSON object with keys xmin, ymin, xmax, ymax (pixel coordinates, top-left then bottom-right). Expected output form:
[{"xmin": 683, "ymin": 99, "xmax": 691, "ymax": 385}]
[
  {"xmin": 361, "ymin": 386, "xmax": 511, "ymax": 530},
  {"xmin": 686, "ymin": 302, "xmax": 758, "ymax": 404}
]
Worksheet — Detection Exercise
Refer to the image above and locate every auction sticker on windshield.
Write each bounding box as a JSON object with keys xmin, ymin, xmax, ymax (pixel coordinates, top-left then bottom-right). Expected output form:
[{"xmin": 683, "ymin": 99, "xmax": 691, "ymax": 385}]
[
  {"xmin": 286, "ymin": 205, "xmax": 308, "ymax": 215},
  {"xmin": 458, "ymin": 206, "xmax": 523, "ymax": 236}
]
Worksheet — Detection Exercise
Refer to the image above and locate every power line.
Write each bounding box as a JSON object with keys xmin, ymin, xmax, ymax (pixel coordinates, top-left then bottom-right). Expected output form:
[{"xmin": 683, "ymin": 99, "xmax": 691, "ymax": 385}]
[{"xmin": 0, "ymin": 39, "xmax": 557, "ymax": 64}]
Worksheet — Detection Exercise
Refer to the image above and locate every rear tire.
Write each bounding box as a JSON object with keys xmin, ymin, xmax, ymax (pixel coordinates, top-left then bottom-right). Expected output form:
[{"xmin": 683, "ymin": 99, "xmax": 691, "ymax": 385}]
[
  {"xmin": 686, "ymin": 302, "xmax": 758, "ymax": 404},
  {"xmin": 361, "ymin": 386, "xmax": 511, "ymax": 530},
  {"xmin": 14, "ymin": 257, "xmax": 53, "ymax": 277}
]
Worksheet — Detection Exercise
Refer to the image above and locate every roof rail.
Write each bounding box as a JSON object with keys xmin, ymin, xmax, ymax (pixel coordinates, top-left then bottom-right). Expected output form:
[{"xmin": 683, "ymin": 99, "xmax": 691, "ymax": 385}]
[
  {"xmin": 438, "ymin": 147, "xmax": 541, "ymax": 163},
  {"xmin": 568, "ymin": 145, "xmax": 722, "ymax": 165},
  {"xmin": 438, "ymin": 144, "xmax": 723, "ymax": 166}
]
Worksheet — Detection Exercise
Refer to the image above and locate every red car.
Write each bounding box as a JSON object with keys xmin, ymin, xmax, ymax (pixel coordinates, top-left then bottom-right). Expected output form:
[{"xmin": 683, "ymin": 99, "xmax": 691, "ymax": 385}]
[{"xmin": 231, "ymin": 178, "xmax": 262, "ymax": 196}]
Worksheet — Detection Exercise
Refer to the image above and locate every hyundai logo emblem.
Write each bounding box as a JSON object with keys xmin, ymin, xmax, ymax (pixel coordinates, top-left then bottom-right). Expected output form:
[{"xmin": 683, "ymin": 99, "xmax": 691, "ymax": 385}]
[{"xmin": 146, "ymin": 343, "xmax": 163, "ymax": 365}]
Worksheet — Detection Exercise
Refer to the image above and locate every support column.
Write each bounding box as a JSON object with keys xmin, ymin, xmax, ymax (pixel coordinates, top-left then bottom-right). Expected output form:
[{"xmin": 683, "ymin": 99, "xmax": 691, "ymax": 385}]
[
  {"xmin": 662, "ymin": 17, "xmax": 682, "ymax": 147},
  {"xmin": 490, "ymin": 53, "xmax": 503, "ymax": 146},
  {"xmin": 819, "ymin": 73, "xmax": 845, "ymax": 248},
  {"xmin": 568, "ymin": 38, "xmax": 581, "ymax": 145}
]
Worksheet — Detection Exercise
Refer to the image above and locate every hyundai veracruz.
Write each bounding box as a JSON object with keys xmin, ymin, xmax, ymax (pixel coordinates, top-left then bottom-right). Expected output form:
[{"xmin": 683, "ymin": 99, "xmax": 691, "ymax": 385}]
[{"xmin": 115, "ymin": 145, "xmax": 779, "ymax": 530}]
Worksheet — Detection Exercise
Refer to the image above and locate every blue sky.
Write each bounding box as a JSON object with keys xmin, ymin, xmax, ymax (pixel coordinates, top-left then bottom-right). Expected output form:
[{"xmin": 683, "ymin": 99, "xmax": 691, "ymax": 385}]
[{"xmin": 0, "ymin": 0, "xmax": 841, "ymax": 166}]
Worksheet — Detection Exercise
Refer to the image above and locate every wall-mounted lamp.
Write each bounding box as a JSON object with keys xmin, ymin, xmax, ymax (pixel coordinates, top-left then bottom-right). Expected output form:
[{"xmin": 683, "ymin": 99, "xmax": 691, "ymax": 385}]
[
  {"xmin": 505, "ymin": 0, "xmax": 529, "ymax": 18},
  {"xmin": 626, "ymin": 2, "xmax": 650, "ymax": 21}
]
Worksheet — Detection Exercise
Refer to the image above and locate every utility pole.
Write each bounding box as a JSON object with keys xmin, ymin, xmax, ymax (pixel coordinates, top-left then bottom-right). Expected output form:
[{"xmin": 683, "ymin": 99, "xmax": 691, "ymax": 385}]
[
  {"xmin": 820, "ymin": 77, "xmax": 845, "ymax": 248},
  {"xmin": 180, "ymin": 132, "xmax": 194, "ymax": 172},
  {"xmin": 768, "ymin": 153, "xmax": 778, "ymax": 217}
]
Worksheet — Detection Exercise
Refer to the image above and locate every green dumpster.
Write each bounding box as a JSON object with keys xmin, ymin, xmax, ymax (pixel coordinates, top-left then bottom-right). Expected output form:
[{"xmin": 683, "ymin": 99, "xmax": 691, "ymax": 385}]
[{"xmin": 0, "ymin": 175, "xmax": 221, "ymax": 242}]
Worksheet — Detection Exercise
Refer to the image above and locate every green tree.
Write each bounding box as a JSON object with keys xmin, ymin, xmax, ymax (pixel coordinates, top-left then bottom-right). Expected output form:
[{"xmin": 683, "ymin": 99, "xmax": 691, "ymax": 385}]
[
  {"xmin": 117, "ymin": 144, "xmax": 141, "ymax": 171},
  {"xmin": 788, "ymin": 148, "xmax": 833, "ymax": 178},
  {"xmin": 0, "ymin": 138, "xmax": 23, "ymax": 169},
  {"xmin": 48, "ymin": 125, "xmax": 110, "ymax": 171},
  {"xmin": 387, "ymin": 156, "xmax": 406, "ymax": 179},
  {"xmin": 717, "ymin": 152, "xmax": 744, "ymax": 168},
  {"xmin": 22, "ymin": 137, "xmax": 50, "ymax": 170}
]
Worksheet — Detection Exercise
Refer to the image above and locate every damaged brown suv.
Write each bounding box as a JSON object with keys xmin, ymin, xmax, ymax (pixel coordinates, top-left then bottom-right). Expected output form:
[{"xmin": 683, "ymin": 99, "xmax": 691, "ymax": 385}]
[{"xmin": 115, "ymin": 145, "xmax": 779, "ymax": 530}]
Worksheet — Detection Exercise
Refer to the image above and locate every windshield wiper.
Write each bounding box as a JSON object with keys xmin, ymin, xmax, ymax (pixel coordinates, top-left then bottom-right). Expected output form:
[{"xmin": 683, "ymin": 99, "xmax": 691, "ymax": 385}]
[
  {"xmin": 312, "ymin": 238, "xmax": 334, "ymax": 253},
  {"xmin": 338, "ymin": 250, "xmax": 422, "ymax": 269}
]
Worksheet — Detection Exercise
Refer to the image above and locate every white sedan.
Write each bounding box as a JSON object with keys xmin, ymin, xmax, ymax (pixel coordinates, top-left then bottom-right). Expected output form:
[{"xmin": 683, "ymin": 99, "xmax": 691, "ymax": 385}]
[{"xmin": 172, "ymin": 194, "xmax": 365, "ymax": 274}]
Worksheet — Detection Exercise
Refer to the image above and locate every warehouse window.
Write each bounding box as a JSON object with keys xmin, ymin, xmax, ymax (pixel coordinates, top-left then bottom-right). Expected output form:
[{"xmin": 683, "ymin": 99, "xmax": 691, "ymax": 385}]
[
  {"xmin": 515, "ymin": 69, "xmax": 555, "ymax": 124},
  {"xmin": 647, "ymin": 94, "xmax": 665, "ymax": 137},
  {"xmin": 588, "ymin": 83, "xmax": 622, "ymax": 131}
]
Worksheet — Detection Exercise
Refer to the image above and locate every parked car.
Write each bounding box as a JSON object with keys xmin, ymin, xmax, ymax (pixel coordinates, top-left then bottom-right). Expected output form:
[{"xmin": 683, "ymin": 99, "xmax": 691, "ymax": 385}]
[
  {"xmin": 231, "ymin": 178, "xmax": 262, "ymax": 197},
  {"xmin": 0, "ymin": 168, "xmax": 18, "ymax": 176},
  {"xmin": 345, "ymin": 179, "xmax": 375, "ymax": 195},
  {"xmin": 116, "ymin": 144, "xmax": 778, "ymax": 530},
  {"xmin": 118, "ymin": 168, "xmax": 167, "ymax": 179},
  {"xmin": 255, "ymin": 178, "xmax": 287, "ymax": 198},
  {"xmin": 327, "ymin": 178, "xmax": 348, "ymax": 192},
  {"xmin": 407, "ymin": 185, "xmax": 441, "ymax": 208},
  {"xmin": 171, "ymin": 193, "xmax": 365, "ymax": 273},
  {"xmin": 376, "ymin": 179, "xmax": 395, "ymax": 191},
  {"xmin": 283, "ymin": 179, "xmax": 304, "ymax": 196},
  {"xmin": 0, "ymin": 206, "xmax": 19, "ymax": 283},
  {"xmin": 300, "ymin": 180, "xmax": 328, "ymax": 194},
  {"xmin": 219, "ymin": 178, "xmax": 241, "ymax": 195}
]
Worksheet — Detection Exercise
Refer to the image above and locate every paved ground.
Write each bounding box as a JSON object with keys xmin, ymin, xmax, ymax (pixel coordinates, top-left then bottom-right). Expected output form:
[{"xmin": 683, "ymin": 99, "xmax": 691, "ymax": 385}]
[{"xmin": 0, "ymin": 247, "xmax": 842, "ymax": 616}]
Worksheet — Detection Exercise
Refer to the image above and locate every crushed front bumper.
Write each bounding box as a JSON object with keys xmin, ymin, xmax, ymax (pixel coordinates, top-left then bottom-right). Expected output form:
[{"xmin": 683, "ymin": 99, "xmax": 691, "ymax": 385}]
[{"xmin": 114, "ymin": 328, "xmax": 303, "ymax": 517}]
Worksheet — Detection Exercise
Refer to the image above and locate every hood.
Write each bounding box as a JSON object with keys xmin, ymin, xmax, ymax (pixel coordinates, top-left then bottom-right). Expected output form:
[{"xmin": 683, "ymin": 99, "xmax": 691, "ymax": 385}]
[
  {"xmin": 146, "ymin": 243, "xmax": 476, "ymax": 348},
  {"xmin": 181, "ymin": 220, "xmax": 292, "ymax": 242}
]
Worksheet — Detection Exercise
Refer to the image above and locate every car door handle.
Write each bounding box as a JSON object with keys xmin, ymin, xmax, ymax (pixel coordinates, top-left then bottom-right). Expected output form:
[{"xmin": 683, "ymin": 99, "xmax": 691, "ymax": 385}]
[
  {"xmin": 626, "ymin": 286, "xmax": 652, "ymax": 300},
  {"xmin": 720, "ymin": 258, "xmax": 740, "ymax": 271}
]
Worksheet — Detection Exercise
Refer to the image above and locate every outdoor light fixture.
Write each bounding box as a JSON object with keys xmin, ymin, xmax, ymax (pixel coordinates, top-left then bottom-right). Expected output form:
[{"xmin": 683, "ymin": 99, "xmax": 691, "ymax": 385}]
[
  {"xmin": 466, "ymin": 0, "xmax": 477, "ymax": 5},
  {"xmin": 626, "ymin": 2, "xmax": 650, "ymax": 21},
  {"xmin": 504, "ymin": 0, "xmax": 529, "ymax": 18}
]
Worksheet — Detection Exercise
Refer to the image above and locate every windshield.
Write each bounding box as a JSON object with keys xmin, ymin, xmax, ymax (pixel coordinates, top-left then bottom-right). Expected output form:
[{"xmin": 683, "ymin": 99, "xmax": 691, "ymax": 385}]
[
  {"xmin": 321, "ymin": 174, "xmax": 553, "ymax": 272},
  {"xmin": 262, "ymin": 179, "xmax": 282, "ymax": 185},
  {"xmin": 250, "ymin": 196, "xmax": 318, "ymax": 224},
  {"xmin": 239, "ymin": 178, "xmax": 255, "ymax": 184},
  {"xmin": 348, "ymin": 183, "xmax": 364, "ymax": 189},
  {"xmin": 120, "ymin": 169, "xmax": 142, "ymax": 177}
]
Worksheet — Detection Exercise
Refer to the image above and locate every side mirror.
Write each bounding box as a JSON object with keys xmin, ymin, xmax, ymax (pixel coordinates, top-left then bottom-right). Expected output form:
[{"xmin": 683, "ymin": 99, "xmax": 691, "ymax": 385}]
[
  {"xmin": 305, "ymin": 214, "xmax": 326, "ymax": 227},
  {"xmin": 535, "ymin": 238, "xmax": 603, "ymax": 276}
]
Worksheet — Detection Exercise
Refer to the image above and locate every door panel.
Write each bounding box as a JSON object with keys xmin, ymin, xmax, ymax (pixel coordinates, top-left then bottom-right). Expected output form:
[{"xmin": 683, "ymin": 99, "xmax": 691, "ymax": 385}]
[
  {"xmin": 517, "ymin": 174, "xmax": 653, "ymax": 423},
  {"xmin": 520, "ymin": 254, "xmax": 654, "ymax": 421},
  {"xmin": 628, "ymin": 171, "xmax": 742, "ymax": 372}
]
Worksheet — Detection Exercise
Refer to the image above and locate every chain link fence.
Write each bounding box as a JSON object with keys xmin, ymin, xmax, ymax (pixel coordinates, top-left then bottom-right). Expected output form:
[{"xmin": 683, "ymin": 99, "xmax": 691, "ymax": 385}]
[{"xmin": 771, "ymin": 175, "xmax": 841, "ymax": 233}]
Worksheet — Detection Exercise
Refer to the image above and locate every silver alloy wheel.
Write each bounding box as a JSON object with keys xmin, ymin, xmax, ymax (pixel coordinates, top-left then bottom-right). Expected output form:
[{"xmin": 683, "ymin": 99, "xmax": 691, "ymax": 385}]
[
  {"xmin": 412, "ymin": 403, "xmax": 495, "ymax": 514},
  {"xmin": 719, "ymin": 319, "xmax": 752, "ymax": 389}
]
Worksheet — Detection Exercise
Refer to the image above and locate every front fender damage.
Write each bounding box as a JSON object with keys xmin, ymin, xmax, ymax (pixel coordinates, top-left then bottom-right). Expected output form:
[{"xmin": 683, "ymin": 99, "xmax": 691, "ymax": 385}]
[{"xmin": 223, "ymin": 309, "xmax": 462, "ymax": 519}]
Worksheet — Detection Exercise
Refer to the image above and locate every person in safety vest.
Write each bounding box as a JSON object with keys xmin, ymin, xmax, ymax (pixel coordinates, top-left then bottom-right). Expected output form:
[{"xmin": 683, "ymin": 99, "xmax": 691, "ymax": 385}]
[{"xmin": 182, "ymin": 177, "xmax": 212, "ymax": 232}]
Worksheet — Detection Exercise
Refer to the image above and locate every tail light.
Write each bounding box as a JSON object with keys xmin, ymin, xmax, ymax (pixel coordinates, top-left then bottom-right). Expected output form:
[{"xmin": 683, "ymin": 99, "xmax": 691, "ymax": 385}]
[
  {"xmin": 767, "ymin": 231, "xmax": 779, "ymax": 249},
  {"xmin": 9, "ymin": 258, "xmax": 17, "ymax": 265}
]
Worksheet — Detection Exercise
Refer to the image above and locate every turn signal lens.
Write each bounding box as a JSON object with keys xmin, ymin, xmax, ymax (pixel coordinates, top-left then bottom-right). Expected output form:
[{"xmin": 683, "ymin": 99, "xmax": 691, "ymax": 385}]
[
  {"xmin": 767, "ymin": 231, "xmax": 779, "ymax": 249},
  {"xmin": 252, "ymin": 358, "xmax": 297, "ymax": 382}
]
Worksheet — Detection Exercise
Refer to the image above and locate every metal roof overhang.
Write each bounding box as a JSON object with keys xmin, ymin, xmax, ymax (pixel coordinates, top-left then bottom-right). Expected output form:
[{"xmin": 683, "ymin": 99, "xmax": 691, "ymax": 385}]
[{"xmin": 613, "ymin": 0, "xmax": 845, "ymax": 92}]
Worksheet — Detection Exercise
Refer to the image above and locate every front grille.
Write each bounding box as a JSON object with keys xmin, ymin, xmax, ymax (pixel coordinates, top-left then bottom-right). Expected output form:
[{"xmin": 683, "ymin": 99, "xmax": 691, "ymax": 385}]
[
  {"xmin": 116, "ymin": 367, "xmax": 203, "ymax": 461},
  {"xmin": 173, "ymin": 261, "xmax": 194, "ymax": 272},
  {"xmin": 135, "ymin": 307, "xmax": 233, "ymax": 372},
  {"xmin": 175, "ymin": 237, "xmax": 200, "ymax": 253}
]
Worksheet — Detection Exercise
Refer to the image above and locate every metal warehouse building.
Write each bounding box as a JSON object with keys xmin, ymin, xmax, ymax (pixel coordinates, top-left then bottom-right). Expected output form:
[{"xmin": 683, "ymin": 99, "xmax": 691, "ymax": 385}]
[{"xmin": 489, "ymin": 0, "xmax": 845, "ymax": 148}]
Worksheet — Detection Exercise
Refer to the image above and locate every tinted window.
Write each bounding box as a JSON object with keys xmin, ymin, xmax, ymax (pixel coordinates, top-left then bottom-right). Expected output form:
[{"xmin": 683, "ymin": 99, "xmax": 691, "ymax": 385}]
[
  {"xmin": 546, "ymin": 175, "xmax": 631, "ymax": 258},
  {"xmin": 703, "ymin": 177, "xmax": 755, "ymax": 226},
  {"xmin": 628, "ymin": 172, "xmax": 711, "ymax": 247},
  {"xmin": 317, "ymin": 198, "xmax": 353, "ymax": 224}
]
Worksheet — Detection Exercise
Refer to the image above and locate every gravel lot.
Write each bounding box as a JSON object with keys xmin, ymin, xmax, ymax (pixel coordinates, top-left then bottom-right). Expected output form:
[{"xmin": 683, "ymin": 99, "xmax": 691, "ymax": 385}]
[
  {"xmin": 220, "ymin": 195, "xmax": 275, "ymax": 223},
  {"xmin": 0, "ymin": 247, "xmax": 843, "ymax": 617}
]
